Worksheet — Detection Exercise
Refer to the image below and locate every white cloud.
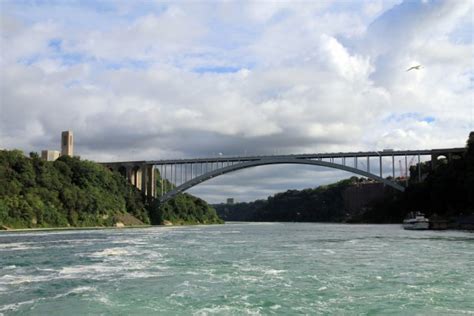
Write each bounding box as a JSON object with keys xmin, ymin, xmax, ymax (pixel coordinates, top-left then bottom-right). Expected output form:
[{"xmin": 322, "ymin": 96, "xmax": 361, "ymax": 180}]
[
  {"xmin": 319, "ymin": 34, "xmax": 373, "ymax": 81},
  {"xmin": 0, "ymin": 0, "xmax": 472, "ymax": 202}
]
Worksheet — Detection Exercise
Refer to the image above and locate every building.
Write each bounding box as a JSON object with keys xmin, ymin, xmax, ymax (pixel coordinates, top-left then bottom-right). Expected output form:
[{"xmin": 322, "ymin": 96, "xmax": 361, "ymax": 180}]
[
  {"xmin": 61, "ymin": 130, "xmax": 73, "ymax": 157},
  {"xmin": 226, "ymin": 198, "xmax": 234, "ymax": 205},
  {"xmin": 41, "ymin": 150, "xmax": 60, "ymax": 161},
  {"xmin": 40, "ymin": 130, "xmax": 74, "ymax": 161}
]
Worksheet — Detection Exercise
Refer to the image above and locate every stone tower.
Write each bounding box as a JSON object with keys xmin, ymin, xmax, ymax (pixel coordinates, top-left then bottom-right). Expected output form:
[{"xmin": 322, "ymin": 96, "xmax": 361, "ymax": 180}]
[{"xmin": 61, "ymin": 130, "xmax": 73, "ymax": 157}]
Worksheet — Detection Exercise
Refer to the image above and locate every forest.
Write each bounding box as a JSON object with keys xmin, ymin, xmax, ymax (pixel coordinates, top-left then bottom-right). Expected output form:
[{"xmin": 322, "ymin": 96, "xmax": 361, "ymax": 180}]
[
  {"xmin": 362, "ymin": 132, "xmax": 474, "ymax": 223},
  {"xmin": 214, "ymin": 178, "xmax": 361, "ymax": 222},
  {"xmin": 0, "ymin": 151, "xmax": 221, "ymax": 229}
]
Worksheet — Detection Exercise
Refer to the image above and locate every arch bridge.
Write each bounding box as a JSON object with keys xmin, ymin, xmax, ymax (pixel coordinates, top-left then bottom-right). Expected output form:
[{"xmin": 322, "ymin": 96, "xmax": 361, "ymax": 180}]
[{"xmin": 102, "ymin": 147, "xmax": 465, "ymax": 203}]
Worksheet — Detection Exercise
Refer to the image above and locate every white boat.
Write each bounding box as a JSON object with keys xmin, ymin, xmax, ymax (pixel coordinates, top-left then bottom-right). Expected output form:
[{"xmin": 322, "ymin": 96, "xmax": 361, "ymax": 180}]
[{"xmin": 403, "ymin": 212, "xmax": 429, "ymax": 230}]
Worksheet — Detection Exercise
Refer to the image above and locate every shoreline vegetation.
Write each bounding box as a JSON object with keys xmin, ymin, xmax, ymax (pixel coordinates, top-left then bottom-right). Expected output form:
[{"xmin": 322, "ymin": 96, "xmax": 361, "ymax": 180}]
[
  {"xmin": 0, "ymin": 224, "xmax": 151, "ymax": 232},
  {"xmin": 2, "ymin": 221, "xmax": 473, "ymax": 233},
  {"xmin": 0, "ymin": 222, "xmax": 222, "ymax": 232},
  {"xmin": 0, "ymin": 151, "xmax": 222, "ymax": 230}
]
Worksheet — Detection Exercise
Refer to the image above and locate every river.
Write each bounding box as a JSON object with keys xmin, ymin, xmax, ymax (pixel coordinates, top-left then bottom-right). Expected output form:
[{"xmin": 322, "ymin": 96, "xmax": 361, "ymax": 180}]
[{"xmin": 0, "ymin": 223, "xmax": 473, "ymax": 315}]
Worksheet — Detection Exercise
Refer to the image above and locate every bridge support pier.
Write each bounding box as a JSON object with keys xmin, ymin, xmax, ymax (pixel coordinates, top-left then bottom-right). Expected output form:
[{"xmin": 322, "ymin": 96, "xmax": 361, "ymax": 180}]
[
  {"xmin": 104, "ymin": 163, "xmax": 155, "ymax": 200},
  {"xmin": 126, "ymin": 167, "xmax": 139, "ymax": 187},
  {"xmin": 431, "ymin": 154, "xmax": 438, "ymax": 169},
  {"xmin": 135, "ymin": 168, "xmax": 143, "ymax": 190},
  {"xmin": 140, "ymin": 165, "xmax": 155, "ymax": 200},
  {"xmin": 147, "ymin": 165, "xmax": 156, "ymax": 199}
]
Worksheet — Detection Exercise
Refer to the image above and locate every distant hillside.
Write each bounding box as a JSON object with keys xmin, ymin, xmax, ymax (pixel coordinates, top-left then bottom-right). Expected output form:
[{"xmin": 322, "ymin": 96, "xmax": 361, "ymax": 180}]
[
  {"xmin": 214, "ymin": 177, "xmax": 389, "ymax": 223},
  {"xmin": 0, "ymin": 150, "xmax": 222, "ymax": 229}
]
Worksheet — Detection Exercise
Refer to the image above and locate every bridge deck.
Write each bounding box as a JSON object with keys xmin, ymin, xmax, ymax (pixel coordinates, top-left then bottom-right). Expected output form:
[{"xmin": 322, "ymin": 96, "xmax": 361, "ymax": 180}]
[{"xmin": 101, "ymin": 147, "xmax": 465, "ymax": 166}]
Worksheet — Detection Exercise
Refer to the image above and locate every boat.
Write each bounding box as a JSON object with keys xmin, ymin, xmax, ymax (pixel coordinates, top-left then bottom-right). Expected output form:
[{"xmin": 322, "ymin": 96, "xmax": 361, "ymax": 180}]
[{"xmin": 403, "ymin": 212, "xmax": 429, "ymax": 230}]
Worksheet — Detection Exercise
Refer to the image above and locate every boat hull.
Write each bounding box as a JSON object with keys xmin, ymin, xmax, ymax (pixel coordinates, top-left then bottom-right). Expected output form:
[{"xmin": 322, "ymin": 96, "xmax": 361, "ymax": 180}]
[{"xmin": 403, "ymin": 222, "xmax": 429, "ymax": 230}]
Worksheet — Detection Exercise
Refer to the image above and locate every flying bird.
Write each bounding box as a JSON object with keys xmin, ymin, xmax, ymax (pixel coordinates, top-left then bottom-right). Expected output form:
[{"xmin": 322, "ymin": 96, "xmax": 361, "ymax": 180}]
[{"xmin": 406, "ymin": 65, "xmax": 423, "ymax": 72}]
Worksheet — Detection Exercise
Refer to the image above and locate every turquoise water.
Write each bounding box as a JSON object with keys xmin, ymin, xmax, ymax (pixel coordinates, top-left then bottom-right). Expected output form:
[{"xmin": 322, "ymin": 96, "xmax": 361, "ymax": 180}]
[{"xmin": 0, "ymin": 223, "xmax": 473, "ymax": 315}]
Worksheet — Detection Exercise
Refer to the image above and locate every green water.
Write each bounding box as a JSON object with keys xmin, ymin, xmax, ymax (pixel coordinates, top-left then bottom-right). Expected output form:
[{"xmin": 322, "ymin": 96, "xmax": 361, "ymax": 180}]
[{"xmin": 0, "ymin": 223, "xmax": 473, "ymax": 315}]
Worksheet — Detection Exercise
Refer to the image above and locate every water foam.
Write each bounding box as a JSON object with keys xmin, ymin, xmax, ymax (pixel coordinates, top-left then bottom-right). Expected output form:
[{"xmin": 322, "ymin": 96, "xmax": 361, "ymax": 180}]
[
  {"xmin": 0, "ymin": 243, "xmax": 43, "ymax": 251},
  {"xmin": 0, "ymin": 285, "xmax": 99, "ymax": 313},
  {"xmin": 89, "ymin": 247, "xmax": 130, "ymax": 258},
  {"xmin": 0, "ymin": 298, "xmax": 38, "ymax": 313},
  {"xmin": 263, "ymin": 269, "xmax": 286, "ymax": 276},
  {"xmin": 2, "ymin": 265, "xmax": 16, "ymax": 270},
  {"xmin": 193, "ymin": 305, "xmax": 262, "ymax": 315},
  {"xmin": 0, "ymin": 273, "xmax": 52, "ymax": 285},
  {"xmin": 59, "ymin": 264, "xmax": 122, "ymax": 278}
]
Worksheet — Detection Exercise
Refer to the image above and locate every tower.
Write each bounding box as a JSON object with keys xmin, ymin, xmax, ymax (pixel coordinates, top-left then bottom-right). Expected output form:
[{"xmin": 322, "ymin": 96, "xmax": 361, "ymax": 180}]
[{"xmin": 61, "ymin": 130, "xmax": 73, "ymax": 157}]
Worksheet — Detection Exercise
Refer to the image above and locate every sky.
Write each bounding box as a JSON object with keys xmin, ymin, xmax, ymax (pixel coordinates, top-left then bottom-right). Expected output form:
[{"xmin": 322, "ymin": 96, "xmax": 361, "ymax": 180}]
[{"xmin": 0, "ymin": 0, "xmax": 473, "ymax": 203}]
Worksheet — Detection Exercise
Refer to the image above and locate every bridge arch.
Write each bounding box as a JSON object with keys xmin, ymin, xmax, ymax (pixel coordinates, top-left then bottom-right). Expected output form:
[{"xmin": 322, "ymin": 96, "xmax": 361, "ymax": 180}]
[{"xmin": 160, "ymin": 158, "xmax": 405, "ymax": 203}]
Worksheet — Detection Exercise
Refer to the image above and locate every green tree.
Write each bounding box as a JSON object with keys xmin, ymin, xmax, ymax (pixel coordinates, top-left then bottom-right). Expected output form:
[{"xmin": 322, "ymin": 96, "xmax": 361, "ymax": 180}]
[{"xmin": 0, "ymin": 150, "xmax": 221, "ymax": 228}]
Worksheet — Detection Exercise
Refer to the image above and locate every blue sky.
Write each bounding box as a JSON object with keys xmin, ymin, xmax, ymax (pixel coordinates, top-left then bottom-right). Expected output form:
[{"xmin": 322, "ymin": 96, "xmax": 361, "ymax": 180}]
[{"xmin": 0, "ymin": 0, "xmax": 472, "ymax": 202}]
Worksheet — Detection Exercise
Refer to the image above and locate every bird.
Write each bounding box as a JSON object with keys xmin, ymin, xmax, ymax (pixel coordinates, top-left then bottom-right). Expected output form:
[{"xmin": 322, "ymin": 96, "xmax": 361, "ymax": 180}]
[{"xmin": 406, "ymin": 65, "xmax": 423, "ymax": 72}]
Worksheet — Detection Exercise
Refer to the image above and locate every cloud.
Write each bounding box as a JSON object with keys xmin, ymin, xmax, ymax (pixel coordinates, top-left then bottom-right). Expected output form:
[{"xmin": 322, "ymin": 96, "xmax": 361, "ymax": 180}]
[{"xmin": 0, "ymin": 0, "xmax": 472, "ymax": 202}]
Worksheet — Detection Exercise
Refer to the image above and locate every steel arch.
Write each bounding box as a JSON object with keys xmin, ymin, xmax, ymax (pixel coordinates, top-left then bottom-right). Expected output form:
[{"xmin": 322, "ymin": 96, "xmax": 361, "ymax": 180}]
[{"xmin": 159, "ymin": 158, "xmax": 405, "ymax": 203}]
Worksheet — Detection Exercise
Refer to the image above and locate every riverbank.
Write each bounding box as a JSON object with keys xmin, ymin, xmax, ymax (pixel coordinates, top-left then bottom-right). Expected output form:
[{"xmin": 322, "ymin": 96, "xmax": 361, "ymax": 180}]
[
  {"xmin": 2, "ymin": 219, "xmax": 471, "ymax": 233},
  {"xmin": 0, "ymin": 224, "xmax": 153, "ymax": 233},
  {"xmin": 0, "ymin": 220, "xmax": 226, "ymax": 232}
]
